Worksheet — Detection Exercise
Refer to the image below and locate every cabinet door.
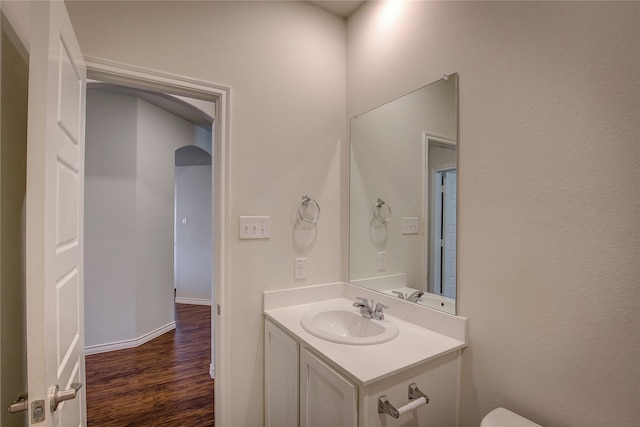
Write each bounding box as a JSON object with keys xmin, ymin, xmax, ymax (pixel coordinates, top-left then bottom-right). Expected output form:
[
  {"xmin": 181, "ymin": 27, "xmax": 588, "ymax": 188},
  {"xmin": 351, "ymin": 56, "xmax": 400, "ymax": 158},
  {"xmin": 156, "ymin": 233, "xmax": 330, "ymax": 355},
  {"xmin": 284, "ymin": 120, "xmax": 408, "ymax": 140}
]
[
  {"xmin": 265, "ymin": 320, "xmax": 299, "ymax": 427},
  {"xmin": 300, "ymin": 348, "xmax": 357, "ymax": 427}
]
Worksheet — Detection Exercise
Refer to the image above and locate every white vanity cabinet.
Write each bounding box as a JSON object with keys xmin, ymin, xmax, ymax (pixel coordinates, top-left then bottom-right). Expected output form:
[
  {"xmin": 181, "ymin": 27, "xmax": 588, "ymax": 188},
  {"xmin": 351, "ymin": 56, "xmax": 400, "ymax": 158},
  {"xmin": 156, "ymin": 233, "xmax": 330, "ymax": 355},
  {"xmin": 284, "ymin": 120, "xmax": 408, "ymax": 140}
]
[
  {"xmin": 264, "ymin": 320, "xmax": 299, "ymax": 427},
  {"xmin": 300, "ymin": 347, "xmax": 357, "ymax": 427},
  {"xmin": 266, "ymin": 319, "xmax": 356, "ymax": 427},
  {"xmin": 265, "ymin": 318, "xmax": 461, "ymax": 427}
]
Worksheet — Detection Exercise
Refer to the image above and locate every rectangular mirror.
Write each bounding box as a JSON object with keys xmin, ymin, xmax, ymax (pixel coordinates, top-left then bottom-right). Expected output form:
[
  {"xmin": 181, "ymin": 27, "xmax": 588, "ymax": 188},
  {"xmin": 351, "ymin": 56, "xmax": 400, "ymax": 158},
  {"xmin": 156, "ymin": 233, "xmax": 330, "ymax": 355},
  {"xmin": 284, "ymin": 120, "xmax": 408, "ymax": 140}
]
[{"xmin": 349, "ymin": 74, "xmax": 458, "ymax": 314}]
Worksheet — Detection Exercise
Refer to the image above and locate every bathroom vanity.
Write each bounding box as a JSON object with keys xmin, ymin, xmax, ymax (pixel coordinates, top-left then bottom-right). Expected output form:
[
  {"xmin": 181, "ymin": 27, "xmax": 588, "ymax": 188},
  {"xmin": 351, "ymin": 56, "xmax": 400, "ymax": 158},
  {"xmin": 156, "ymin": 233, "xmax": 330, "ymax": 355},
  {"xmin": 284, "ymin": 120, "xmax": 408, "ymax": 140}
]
[{"xmin": 264, "ymin": 282, "xmax": 467, "ymax": 427}]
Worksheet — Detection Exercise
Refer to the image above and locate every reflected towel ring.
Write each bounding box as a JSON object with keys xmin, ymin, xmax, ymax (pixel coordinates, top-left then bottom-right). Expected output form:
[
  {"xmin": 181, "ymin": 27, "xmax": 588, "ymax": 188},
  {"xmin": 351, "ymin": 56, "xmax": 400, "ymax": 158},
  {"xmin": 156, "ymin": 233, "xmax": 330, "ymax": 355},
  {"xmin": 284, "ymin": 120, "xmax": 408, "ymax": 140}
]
[
  {"xmin": 372, "ymin": 198, "xmax": 392, "ymax": 224},
  {"xmin": 298, "ymin": 195, "xmax": 320, "ymax": 224}
]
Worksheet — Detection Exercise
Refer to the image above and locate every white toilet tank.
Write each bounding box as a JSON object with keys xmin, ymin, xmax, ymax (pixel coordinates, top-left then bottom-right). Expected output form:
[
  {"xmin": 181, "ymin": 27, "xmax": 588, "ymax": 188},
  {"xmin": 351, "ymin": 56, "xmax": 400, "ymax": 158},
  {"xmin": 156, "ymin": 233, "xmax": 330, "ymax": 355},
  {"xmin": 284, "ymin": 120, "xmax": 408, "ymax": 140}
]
[{"xmin": 481, "ymin": 408, "xmax": 542, "ymax": 427}]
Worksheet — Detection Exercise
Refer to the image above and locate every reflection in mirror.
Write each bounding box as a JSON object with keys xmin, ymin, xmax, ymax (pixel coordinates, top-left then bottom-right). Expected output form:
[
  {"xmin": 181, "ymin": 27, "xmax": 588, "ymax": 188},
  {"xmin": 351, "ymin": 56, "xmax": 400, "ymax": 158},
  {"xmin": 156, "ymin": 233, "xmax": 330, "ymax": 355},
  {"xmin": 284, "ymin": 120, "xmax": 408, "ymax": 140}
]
[{"xmin": 349, "ymin": 74, "xmax": 458, "ymax": 314}]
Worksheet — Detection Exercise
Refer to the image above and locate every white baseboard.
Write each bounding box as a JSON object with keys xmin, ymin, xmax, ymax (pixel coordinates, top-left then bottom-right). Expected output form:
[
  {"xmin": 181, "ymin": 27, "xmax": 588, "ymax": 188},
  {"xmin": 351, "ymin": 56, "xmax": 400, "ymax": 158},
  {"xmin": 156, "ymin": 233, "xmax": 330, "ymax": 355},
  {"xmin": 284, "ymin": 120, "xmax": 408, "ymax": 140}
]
[
  {"xmin": 175, "ymin": 297, "xmax": 212, "ymax": 306},
  {"xmin": 85, "ymin": 321, "xmax": 176, "ymax": 355},
  {"xmin": 209, "ymin": 363, "xmax": 215, "ymax": 379}
]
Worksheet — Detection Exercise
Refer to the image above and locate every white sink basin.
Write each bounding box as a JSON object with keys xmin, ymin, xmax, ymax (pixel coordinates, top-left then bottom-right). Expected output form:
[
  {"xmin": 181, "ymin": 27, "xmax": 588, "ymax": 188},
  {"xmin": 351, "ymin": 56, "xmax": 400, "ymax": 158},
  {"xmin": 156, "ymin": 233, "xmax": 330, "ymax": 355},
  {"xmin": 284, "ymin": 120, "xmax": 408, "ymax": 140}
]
[{"xmin": 300, "ymin": 308, "xmax": 399, "ymax": 345}]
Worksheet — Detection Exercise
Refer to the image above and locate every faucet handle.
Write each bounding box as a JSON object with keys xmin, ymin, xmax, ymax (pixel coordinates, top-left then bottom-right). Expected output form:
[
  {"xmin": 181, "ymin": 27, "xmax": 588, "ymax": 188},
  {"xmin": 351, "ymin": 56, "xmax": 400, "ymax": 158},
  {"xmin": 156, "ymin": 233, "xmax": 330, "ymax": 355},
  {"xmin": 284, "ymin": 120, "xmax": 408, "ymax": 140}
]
[
  {"xmin": 375, "ymin": 302, "xmax": 389, "ymax": 312},
  {"xmin": 355, "ymin": 297, "xmax": 368, "ymax": 306},
  {"xmin": 373, "ymin": 302, "xmax": 389, "ymax": 320}
]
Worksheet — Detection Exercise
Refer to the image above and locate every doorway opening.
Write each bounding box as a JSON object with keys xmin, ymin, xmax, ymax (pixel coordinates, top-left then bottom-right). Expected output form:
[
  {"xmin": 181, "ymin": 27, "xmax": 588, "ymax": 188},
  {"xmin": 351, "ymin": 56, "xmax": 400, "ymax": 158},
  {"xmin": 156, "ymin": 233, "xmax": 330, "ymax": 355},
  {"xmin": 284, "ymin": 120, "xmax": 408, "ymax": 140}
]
[
  {"xmin": 83, "ymin": 82, "xmax": 216, "ymax": 418},
  {"xmin": 81, "ymin": 57, "xmax": 230, "ymax": 424},
  {"xmin": 83, "ymin": 82, "xmax": 215, "ymax": 348},
  {"xmin": 174, "ymin": 145, "xmax": 213, "ymax": 307},
  {"xmin": 433, "ymin": 168, "xmax": 457, "ymax": 299},
  {"xmin": 424, "ymin": 135, "xmax": 456, "ymax": 298}
]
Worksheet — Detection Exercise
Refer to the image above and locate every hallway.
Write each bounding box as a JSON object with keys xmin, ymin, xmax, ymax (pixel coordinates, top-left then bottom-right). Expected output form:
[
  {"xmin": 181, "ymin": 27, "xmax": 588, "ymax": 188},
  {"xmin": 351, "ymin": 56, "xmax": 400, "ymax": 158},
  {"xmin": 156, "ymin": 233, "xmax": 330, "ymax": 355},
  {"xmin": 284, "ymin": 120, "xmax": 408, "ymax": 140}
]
[{"xmin": 85, "ymin": 304, "xmax": 214, "ymax": 426}]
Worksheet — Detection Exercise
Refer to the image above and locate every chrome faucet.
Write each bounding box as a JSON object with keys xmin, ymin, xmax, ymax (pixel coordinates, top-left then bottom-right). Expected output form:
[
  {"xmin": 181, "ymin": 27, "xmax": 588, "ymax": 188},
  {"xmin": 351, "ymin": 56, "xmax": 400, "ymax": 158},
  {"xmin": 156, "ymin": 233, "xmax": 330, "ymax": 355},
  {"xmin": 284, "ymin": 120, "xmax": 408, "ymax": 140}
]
[
  {"xmin": 392, "ymin": 291, "xmax": 406, "ymax": 300},
  {"xmin": 353, "ymin": 297, "xmax": 372, "ymax": 318},
  {"xmin": 353, "ymin": 297, "xmax": 389, "ymax": 320},
  {"xmin": 407, "ymin": 290, "xmax": 424, "ymax": 302}
]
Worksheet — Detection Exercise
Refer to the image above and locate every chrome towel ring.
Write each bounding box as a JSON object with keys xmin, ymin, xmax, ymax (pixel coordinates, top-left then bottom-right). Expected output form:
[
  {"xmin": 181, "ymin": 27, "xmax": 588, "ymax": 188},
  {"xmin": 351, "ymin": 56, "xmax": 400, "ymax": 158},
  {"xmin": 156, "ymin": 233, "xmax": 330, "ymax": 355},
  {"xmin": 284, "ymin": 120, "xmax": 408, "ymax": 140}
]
[
  {"xmin": 372, "ymin": 198, "xmax": 392, "ymax": 224},
  {"xmin": 298, "ymin": 195, "xmax": 320, "ymax": 224}
]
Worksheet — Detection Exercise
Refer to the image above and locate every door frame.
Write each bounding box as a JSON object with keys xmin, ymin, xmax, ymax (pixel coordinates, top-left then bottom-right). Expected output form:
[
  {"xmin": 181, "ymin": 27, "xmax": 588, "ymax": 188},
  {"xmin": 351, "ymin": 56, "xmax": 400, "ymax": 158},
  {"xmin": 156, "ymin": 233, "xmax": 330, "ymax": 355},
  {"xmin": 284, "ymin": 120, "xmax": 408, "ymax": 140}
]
[
  {"xmin": 84, "ymin": 56, "xmax": 231, "ymax": 425},
  {"xmin": 422, "ymin": 133, "xmax": 456, "ymax": 294}
]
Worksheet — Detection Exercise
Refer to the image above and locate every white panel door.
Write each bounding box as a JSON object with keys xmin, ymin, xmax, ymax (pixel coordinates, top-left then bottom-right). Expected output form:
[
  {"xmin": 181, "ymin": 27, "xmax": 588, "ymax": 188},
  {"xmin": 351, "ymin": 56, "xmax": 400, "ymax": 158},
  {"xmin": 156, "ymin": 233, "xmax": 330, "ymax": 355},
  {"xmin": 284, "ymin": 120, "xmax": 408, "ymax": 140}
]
[
  {"xmin": 443, "ymin": 170, "xmax": 456, "ymax": 299},
  {"xmin": 25, "ymin": 1, "xmax": 86, "ymax": 426},
  {"xmin": 300, "ymin": 348, "xmax": 356, "ymax": 427}
]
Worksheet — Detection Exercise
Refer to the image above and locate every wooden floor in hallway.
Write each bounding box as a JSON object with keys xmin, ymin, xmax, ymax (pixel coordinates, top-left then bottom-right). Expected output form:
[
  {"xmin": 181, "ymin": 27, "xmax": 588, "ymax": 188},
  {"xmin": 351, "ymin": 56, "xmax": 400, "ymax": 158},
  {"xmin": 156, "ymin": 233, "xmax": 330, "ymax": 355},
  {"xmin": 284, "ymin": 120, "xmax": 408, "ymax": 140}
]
[{"xmin": 85, "ymin": 304, "xmax": 214, "ymax": 427}]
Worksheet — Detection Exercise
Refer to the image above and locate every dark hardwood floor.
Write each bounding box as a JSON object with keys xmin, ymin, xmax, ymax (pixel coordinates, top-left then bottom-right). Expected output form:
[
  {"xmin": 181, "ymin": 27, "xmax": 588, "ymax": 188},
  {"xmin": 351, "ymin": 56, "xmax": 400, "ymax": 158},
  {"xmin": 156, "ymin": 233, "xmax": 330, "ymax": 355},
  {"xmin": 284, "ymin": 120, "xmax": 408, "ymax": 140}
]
[{"xmin": 85, "ymin": 304, "xmax": 214, "ymax": 427}]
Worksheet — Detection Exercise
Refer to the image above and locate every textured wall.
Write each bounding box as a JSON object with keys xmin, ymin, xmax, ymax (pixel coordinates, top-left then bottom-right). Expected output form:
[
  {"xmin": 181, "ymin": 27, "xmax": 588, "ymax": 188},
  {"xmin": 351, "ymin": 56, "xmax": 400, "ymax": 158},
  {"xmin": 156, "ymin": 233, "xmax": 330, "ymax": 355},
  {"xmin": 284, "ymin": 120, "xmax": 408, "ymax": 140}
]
[
  {"xmin": 347, "ymin": 2, "xmax": 639, "ymax": 426},
  {"xmin": 67, "ymin": 2, "xmax": 346, "ymax": 425}
]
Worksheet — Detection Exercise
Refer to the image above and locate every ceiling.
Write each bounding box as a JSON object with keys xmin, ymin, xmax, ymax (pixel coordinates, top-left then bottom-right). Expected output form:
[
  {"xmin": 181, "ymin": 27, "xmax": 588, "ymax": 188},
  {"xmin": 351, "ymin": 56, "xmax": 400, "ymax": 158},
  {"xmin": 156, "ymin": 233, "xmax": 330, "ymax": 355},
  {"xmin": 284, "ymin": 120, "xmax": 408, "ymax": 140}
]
[
  {"xmin": 307, "ymin": 1, "xmax": 366, "ymax": 18},
  {"xmin": 88, "ymin": 82, "xmax": 213, "ymax": 129}
]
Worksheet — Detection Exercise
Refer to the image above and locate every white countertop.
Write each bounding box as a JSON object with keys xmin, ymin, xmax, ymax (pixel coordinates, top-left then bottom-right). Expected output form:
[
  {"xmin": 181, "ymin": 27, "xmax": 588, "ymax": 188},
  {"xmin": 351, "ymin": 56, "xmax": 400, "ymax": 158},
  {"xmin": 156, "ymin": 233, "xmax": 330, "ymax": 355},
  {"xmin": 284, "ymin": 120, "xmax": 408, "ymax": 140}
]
[{"xmin": 264, "ymin": 297, "xmax": 466, "ymax": 387}]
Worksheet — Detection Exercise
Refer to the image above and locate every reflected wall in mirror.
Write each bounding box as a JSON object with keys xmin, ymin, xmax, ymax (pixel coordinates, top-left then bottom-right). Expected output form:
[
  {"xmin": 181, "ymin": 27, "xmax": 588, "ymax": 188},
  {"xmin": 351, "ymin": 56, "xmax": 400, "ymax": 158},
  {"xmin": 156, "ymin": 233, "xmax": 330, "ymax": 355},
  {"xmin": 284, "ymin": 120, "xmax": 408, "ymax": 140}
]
[{"xmin": 349, "ymin": 74, "xmax": 458, "ymax": 314}]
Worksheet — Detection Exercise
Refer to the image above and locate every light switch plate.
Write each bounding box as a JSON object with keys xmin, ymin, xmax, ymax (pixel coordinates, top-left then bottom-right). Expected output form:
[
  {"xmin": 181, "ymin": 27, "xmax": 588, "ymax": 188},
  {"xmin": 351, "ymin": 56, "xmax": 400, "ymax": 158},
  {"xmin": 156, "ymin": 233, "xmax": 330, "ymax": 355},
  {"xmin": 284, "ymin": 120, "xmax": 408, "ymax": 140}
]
[
  {"xmin": 294, "ymin": 257, "xmax": 307, "ymax": 280},
  {"xmin": 377, "ymin": 251, "xmax": 386, "ymax": 271},
  {"xmin": 239, "ymin": 216, "xmax": 271, "ymax": 239},
  {"xmin": 402, "ymin": 217, "xmax": 419, "ymax": 234}
]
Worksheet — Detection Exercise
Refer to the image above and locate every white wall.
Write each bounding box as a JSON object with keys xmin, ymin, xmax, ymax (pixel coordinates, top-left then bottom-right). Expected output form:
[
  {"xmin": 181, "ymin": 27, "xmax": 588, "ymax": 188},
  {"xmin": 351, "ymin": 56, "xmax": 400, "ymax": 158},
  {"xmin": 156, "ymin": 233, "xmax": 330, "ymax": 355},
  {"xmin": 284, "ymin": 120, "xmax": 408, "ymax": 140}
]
[
  {"xmin": 85, "ymin": 89, "xmax": 204, "ymax": 349},
  {"xmin": 175, "ymin": 164, "xmax": 212, "ymax": 304},
  {"xmin": 67, "ymin": 3, "xmax": 346, "ymax": 424},
  {"xmin": 348, "ymin": 2, "xmax": 639, "ymax": 427},
  {"xmin": 85, "ymin": 90, "xmax": 138, "ymax": 346},
  {"xmin": 134, "ymin": 98, "xmax": 192, "ymax": 338}
]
